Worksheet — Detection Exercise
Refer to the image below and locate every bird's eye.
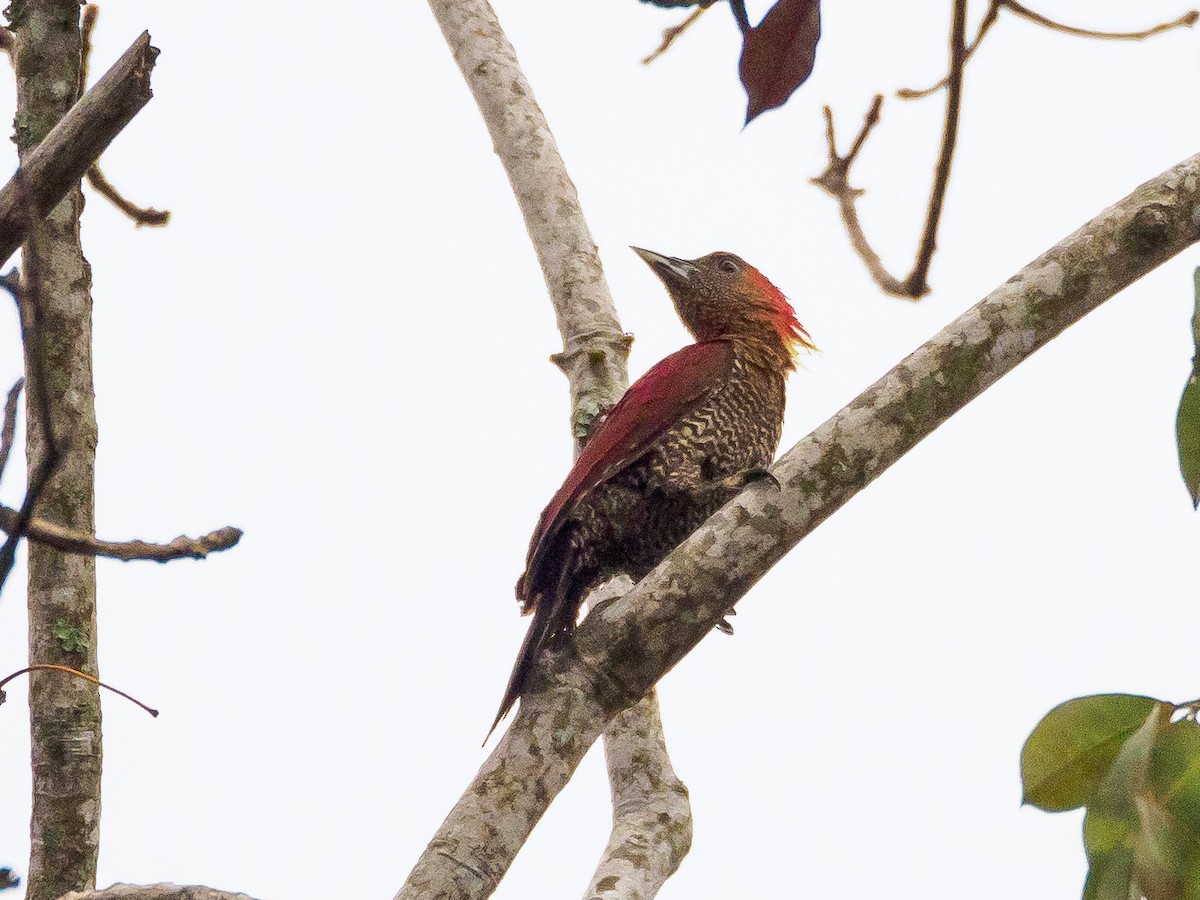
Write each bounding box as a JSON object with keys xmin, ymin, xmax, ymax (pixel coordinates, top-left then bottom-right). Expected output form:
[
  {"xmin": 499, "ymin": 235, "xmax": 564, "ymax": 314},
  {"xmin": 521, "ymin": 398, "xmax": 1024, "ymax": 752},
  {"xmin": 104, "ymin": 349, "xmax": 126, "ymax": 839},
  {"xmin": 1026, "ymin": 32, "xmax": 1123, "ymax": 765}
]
[{"xmin": 717, "ymin": 258, "xmax": 739, "ymax": 274}]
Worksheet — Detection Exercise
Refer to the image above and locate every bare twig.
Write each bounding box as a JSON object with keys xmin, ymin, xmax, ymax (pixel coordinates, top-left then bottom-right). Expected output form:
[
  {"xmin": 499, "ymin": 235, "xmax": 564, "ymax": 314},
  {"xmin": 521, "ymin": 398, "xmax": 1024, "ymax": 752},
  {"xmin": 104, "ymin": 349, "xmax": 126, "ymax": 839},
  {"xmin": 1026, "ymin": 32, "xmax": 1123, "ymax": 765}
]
[
  {"xmin": 76, "ymin": 6, "xmax": 169, "ymax": 226},
  {"xmin": 904, "ymin": 0, "xmax": 967, "ymax": 298},
  {"xmin": 813, "ymin": 0, "xmax": 967, "ymax": 300},
  {"xmin": 811, "ymin": 96, "xmax": 909, "ymax": 296},
  {"xmin": 1005, "ymin": 0, "xmax": 1198, "ymax": 42},
  {"xmin": 0, "ymin": 31, "xmax": 159, "ymax": 265},
  {"xmin": 78, "ymin": 3, "xmax": 98, "ymax": 95},
  {"xmin": 899, "ymin": 1, "xmax": 1198, "ymax": 100},
  {"xmin": 0, "ymin": 437, "xmax": 62, "ymax": 594},
  {"xmin": 85, "ymin": 166, "xmax": 170, "ymax": 226},
  {"xmin": 0, "ymin": 509, "xmax": 241, "ymax": 562},
  {"xmin": 0, "ymin": 664, "xmax": 158, "ymax": 717},
  {"xmin": 0, "ymin": 379, "xmax": 22, "ymax": 485},
  {"xmin": 642, "ymin": 6, "xmax": 708, "ymax": 65},
  {"xmin": 0, "ymin": 267, "xmax": 62, "ymax": 598},
  {"xmin": 399, "ymin": 150, "xmax": 1200, "ymax": 899}
]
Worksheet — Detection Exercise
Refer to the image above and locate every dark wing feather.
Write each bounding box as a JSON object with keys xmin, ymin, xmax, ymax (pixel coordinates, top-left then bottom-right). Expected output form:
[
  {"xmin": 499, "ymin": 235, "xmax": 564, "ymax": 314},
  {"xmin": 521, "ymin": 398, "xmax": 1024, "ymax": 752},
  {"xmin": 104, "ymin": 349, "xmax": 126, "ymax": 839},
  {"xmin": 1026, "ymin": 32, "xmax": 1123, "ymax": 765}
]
[{"xmin": 517, "ymin": 339, "xmax": 734, "ymax": 608}]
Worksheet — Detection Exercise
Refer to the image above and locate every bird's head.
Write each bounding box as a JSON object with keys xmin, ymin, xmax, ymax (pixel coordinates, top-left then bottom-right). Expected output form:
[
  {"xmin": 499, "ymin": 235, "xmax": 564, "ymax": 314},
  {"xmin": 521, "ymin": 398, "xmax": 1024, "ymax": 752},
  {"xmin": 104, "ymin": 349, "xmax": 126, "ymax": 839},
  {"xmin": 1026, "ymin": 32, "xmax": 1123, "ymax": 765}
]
[{"xmin": 631, "ymin": 247, "xmax": 815, "ymax": 370}]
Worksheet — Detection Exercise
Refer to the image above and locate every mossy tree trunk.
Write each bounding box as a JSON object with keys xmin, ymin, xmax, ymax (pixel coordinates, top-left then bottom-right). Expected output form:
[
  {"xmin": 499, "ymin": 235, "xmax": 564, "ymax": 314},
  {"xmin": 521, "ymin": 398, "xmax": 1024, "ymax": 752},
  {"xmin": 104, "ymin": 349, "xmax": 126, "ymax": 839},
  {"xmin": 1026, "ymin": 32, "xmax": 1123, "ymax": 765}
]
[{"xmin": 7, "ymin": 2, "xmax": 102, "ymax": 898}]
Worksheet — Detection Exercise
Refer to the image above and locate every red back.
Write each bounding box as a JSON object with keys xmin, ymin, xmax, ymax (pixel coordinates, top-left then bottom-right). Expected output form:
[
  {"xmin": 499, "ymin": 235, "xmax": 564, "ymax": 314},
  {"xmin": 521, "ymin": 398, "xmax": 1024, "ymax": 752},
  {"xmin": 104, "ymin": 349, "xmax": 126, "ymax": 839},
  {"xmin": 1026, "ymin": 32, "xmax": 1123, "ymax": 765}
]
[{"xmin": 517, "ymin": 339, "xmax": 734, "ymax": 607}]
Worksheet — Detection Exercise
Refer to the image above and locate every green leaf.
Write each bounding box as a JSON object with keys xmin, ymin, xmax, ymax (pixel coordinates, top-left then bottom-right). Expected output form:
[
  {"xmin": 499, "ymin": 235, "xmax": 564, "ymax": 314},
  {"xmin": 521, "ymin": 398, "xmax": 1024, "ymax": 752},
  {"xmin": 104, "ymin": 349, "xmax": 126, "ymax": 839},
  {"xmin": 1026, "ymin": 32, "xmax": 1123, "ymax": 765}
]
[
  {"xmin": 1021, "ymin": 694, "xmax": 1162, "ymax": 811},
  {"xmin": 1178, "ymin": 268, "xmax": 1200, "ymax": 509},
  {"xmin": 1080, "ymin": 706, "xmax": 1169, "ymax": 900},
  {"xmin": 1136, "ymin": 719, "xmax": 1200, "ymax": 892}
]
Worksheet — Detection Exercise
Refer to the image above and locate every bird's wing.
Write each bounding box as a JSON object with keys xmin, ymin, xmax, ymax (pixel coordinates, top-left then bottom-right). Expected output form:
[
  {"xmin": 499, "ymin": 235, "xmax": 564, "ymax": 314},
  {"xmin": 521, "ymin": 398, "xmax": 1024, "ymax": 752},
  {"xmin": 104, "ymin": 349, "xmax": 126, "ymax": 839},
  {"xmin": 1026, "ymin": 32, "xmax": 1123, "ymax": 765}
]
[{"xmin": 517, "ymin": 339, "xmax": 734, "ymax": 607}]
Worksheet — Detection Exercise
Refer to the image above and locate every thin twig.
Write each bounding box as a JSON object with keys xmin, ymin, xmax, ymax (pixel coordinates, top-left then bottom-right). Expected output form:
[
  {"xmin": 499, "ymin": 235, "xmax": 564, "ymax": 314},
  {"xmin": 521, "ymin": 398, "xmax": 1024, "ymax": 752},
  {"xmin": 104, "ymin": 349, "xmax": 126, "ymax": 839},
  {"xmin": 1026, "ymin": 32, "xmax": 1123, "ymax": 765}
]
[
  {"xmin": 0, "ymin": 441, "xmax": 64, "ymax": 594},
  {"xmin": 0, "ymin": 254, "xmax": 63, "ymax": 596},
  {"xmin": 813, "ymin": 0, "xmax": 967, "ymax": 300},
  {"xmin": 78, "ymin": 3, "xmax": 98, "ymax": 96},
  {"xmin": 642, "ymin": 6, "xmax": 708, "ymax": 65},
  {"xmin": 85, "ymin": 165, "xmax": 171, "ymax": 226},
  {"xmin": 899, "ymin": 1, "xmax": 1000, "ymax": 100},
  {"xmin": 903, "ymin": 0, "xmax": 968, "ymax": 298},
  {"xmin": 0, "ymin": 379, "xmax": 22, "ymax": 485},
  {"xmin": 0, "ymin": 664, "xmax": 158, "ymax": 716},
  {"xmin": 0, "ymin": 508, "xmax": 242, "ymax": 562},
  {"xmin": 811, "ymin": 96, "xmax": 910, "ymax": 297},
  {"xmin": 898, "ymin": 1, "xmax": 1198, "ymax": 100},
  {"xmin": 76, "ymin": 6, "xmax": 170, "ymax": 226},
  {"xmin": 1005, "ymin": 0, "xmax": 1198, "ymax": 41}
]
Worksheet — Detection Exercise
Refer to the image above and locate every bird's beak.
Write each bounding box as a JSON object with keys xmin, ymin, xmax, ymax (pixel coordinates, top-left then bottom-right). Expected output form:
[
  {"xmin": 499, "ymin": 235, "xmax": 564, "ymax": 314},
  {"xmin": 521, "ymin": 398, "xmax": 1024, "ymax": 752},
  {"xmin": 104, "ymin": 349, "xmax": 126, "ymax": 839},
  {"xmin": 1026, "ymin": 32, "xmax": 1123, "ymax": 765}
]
[{"xmin": 631, "ymin": 246, "xmax": 698, "ymax": 287}]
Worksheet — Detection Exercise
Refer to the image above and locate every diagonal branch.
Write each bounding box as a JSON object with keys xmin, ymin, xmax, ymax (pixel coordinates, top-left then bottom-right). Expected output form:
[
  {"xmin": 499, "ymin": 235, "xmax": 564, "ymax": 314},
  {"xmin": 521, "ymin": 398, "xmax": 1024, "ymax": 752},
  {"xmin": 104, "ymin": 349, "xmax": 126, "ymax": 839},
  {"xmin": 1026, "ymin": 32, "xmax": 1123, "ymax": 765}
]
[
  {"xmin": 0, "ymin": 31, "xmax": 158, "ymax": 266},
  {"xmin": 426, "ymin": 0, "xmax": 690, "ymax": 897},
  {"xmin": 398, "ymin": 150, "xmax": 1200, "ymax": 900},
  {"xmin": 0, "ymin": 378, "xmax": 22, "ymax": 487},
  {"xmin": 77, "ymin": 6, "xmax": 169, "ymax": 227}
]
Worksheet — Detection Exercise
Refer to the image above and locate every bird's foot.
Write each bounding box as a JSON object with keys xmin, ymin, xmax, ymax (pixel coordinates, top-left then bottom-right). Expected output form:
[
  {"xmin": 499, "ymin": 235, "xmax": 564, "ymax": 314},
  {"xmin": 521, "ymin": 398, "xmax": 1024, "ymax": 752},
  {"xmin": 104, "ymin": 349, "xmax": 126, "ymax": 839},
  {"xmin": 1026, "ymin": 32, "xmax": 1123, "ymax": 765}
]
[
  {"xmin": 715, "ymin": 607, "xmax": 737, "ymax": 635},
  {"xmin": 721, "ymin": 466, "xmax": 781, "ymax": 492}
]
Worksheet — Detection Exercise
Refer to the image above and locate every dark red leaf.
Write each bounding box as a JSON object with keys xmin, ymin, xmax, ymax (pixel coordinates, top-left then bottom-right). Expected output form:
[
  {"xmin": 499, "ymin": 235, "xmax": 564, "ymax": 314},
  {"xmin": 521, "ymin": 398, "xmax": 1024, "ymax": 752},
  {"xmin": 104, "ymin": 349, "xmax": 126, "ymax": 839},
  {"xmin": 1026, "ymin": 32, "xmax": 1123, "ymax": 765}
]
[{"xmin": 739, "ymin": 0, "xmax": 821, "ymax": 123}]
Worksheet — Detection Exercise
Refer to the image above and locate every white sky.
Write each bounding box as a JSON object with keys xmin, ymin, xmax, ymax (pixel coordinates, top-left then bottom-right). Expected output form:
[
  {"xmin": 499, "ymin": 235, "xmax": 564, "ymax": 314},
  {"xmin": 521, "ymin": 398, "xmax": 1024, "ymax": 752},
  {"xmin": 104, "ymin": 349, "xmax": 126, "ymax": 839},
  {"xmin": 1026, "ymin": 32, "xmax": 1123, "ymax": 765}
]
[{"xmin": 1, "ymin": 1, "xmax": 1198, "ymax": 898}]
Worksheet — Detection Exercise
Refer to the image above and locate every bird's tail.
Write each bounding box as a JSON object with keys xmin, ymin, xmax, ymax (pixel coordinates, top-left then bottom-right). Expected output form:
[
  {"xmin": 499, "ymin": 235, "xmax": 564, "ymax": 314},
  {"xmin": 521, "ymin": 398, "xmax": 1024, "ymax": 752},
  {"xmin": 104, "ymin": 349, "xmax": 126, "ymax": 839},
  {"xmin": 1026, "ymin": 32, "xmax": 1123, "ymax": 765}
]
[{"xmin": 487, "ymin": 547, "xmax": 578, "ymax": 743}]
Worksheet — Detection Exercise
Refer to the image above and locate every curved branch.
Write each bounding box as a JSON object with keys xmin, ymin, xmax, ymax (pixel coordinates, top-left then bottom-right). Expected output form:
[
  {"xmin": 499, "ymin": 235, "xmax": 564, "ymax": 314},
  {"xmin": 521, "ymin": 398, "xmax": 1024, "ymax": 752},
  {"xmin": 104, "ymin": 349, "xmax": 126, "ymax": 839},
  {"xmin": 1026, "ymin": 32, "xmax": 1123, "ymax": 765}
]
[
  {"xmin": 398, "ymin": 151, "xmax": 1200, "ymax": 899},
  {"xmin": 0, "ymin": 506, "xmax": 242, "ymax": 562}
]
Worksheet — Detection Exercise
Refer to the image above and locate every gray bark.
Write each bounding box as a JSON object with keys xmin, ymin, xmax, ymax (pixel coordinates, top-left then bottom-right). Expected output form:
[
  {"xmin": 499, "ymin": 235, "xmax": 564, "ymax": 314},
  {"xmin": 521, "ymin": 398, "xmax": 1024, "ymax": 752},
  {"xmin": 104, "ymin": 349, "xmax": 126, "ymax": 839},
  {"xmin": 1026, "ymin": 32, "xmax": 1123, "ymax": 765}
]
[{"xmin": 9, "ymin": 2, "xmax": 100, "ymax": 898}]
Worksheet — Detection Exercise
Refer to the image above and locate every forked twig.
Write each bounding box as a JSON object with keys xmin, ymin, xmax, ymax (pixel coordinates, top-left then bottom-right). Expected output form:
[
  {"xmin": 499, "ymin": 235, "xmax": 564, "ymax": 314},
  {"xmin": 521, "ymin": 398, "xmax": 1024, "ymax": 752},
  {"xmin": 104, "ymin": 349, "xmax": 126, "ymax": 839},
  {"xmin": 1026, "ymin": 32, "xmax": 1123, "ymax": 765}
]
[
  {"xmin": 813, "ymin": 0, "xmax": 967, "ymax": 300},
  {"xmin": 899, "ymin": 1, "xmax": 1198, "ymax": 100},
  {"xmin": 643, "ymin": 6, "xmax": 709, "ymax": 65}
]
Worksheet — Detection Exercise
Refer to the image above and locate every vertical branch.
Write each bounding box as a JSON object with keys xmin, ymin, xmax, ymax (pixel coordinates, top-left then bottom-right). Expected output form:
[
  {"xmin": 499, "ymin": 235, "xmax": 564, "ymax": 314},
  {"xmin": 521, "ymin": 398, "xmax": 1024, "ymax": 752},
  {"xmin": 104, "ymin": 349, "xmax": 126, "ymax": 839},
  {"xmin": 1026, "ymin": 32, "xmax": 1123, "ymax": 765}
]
[
  {"xmin": 903, "ymin": 0, "xmax": 968, "ymax": 297},
  {"xmin": 417, "ymin": 1, "xmax": 691, "ymax": 897},
  {"xmin": 8, "ymin": 2, "xmax": 103, "ymax": 898}
]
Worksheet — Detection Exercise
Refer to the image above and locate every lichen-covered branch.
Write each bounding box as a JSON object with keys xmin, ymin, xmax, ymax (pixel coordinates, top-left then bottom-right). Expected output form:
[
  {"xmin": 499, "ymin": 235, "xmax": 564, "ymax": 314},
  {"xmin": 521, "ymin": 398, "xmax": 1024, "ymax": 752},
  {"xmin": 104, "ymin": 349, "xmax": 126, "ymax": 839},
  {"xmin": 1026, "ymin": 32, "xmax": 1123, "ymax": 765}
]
[
  {"xmin": 10, "ymin": 2, "xmax": 101, "ymax": 896},
  {"xmin": 0, "ymin": 507, "xmax": 241, "ymax": 561},
  {"xmin": 427, "ymin": 0, "xmax": 630, "ymax": 437},
  {"xmin": 422, "ymin": 2, "xmax": 689, "ymax": 899},
  {"xmin": 0, "ymin": 30, "xmax": 158, "ymax": 266},
  {"xmin": 59, "ymin": 885, "xmax": 261, "ymax": 900},
  {"xmin": 398, "ymin": 151, "xmax": 1200, "ymax": 900}
]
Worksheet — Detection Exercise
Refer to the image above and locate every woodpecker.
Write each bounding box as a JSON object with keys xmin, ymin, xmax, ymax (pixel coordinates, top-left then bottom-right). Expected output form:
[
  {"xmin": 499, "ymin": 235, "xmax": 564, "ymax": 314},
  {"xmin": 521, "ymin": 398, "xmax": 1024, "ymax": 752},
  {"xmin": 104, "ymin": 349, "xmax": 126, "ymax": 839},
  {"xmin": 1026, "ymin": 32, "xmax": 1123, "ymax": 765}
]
[{"xmin": 492, "ymin": 247, "xmax": 813, "ymax": 733}]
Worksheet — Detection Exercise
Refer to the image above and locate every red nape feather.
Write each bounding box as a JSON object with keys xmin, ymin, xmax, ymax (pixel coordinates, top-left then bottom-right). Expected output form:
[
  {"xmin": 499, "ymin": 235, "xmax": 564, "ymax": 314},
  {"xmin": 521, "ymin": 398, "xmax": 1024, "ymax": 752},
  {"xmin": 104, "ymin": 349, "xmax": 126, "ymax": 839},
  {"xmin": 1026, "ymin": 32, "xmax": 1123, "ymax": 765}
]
[{"xmin": 746, "ymin": 265, "xmax": 816, "ymax": 363}]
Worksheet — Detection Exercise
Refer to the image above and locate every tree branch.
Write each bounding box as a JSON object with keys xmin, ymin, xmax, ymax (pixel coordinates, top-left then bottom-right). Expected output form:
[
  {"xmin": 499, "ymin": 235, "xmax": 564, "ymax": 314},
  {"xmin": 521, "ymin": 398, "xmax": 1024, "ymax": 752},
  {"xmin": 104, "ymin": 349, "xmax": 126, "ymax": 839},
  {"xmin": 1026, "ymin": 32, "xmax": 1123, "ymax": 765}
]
[
  {"xmin": 898, "ymin": 1, "xmax": 1198, "ymax": 100},
  {"xmin": 424, "ymin": 1, "xmax": 689, "ymax": 898},
  {"xmin": 813, "ymin": 0, "xmax": 967, "ymax": 300},
  {"xmin": 11, "ymin": 4, "xmax": 103, "ymax": 896},
  {"xmin": 0, "ymin": 30, "xmax": 158, "ymax": 266},
  {"xmin": 398, "ymin": 150, "xmax": 1200, "ymax": 899},
  {"xmin": 0, "ymin": 508, "xmax": 241, "ymax": 561},
  {"xmin": 58, "ymin": 886, "xmax": 261, "ymax": 900}
]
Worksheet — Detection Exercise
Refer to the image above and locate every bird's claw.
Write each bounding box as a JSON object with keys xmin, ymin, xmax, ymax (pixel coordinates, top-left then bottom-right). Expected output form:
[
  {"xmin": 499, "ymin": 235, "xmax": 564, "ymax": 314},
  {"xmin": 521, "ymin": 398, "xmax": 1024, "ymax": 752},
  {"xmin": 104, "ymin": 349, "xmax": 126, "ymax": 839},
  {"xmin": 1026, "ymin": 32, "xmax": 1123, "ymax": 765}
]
[{"xmin": 723, "ymin": 466, "xmax": 781, "ymax": 492}]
